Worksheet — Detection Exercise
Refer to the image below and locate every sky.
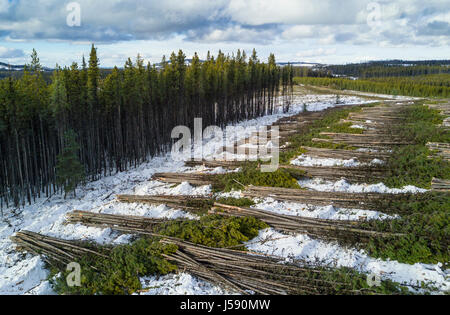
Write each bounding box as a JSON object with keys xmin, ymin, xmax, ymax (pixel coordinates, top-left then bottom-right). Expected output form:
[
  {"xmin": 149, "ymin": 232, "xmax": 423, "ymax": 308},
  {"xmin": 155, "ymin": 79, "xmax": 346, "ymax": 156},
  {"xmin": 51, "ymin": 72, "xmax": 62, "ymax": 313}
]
[{"xmin": 0, "ymin": 0, "xmax": 449, "ymax": 67}]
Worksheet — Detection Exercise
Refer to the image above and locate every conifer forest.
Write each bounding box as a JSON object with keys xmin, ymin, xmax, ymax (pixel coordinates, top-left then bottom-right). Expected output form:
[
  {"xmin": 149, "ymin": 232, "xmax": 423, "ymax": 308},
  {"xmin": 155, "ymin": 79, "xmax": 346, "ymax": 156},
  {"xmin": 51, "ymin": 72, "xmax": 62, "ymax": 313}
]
[{"xmin": 0, "ymin": 47, "xmax": 294, "ymax": 208}]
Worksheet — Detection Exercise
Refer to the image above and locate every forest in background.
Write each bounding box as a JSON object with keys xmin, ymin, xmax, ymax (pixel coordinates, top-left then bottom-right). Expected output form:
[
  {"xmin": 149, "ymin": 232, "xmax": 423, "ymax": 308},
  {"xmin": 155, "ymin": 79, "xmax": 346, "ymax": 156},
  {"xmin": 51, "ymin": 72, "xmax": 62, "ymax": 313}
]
[
  {"xmin": 294, "ymin": 74, "xmax": 450, "ymax": 98},
  {"xmin": 0, "ymin": 46, "xmax": 294, "ymax": 208},
  {"xmin": 325, "ymin": 61, "xmax": 450, "ymax": 79}
]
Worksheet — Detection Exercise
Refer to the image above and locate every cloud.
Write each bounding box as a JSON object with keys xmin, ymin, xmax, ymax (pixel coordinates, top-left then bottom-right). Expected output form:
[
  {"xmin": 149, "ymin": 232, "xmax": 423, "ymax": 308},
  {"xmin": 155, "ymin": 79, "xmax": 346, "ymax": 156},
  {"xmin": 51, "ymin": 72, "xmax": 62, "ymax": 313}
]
[
  {"xmin": 418, "ymin": 21, "xmax": 450, "ymax": 36},
  {"xmin": 0, "ymin": 0, "xmax": 10, "ymax": 13},
  {"xmin": 223, "ymin": 0, "xmax": 365, "ymax": 25},
  {"xmin": 0, "ymin": 0, "xmax": 447, "ymax": 51},
  {"xmin": 281, "ymin": 25, "xmax": 316, "ymax": 40},
  {"xmin": 186, "ymin": 25, "xmax": 281, "ymax": 44},
  {"xmin": 0, "ymin": 46, "xmax": 25, "ymax": 58},
  {"xmin": 0, "ymin": 0, "xmax": 229, "ymax": 42},
  {"xmin": 296, "ymin": 48, "xmax": 337, "ymax": 58}
]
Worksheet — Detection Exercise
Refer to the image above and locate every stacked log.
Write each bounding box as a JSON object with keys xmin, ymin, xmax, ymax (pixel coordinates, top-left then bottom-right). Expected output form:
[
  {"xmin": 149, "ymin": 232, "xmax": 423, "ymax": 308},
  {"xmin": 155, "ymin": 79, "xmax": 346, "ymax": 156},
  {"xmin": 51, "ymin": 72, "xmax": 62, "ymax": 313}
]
[
  {"xmin": 211, "ymin": 203, "xmax": 404, "ymax": 242},
  {"xmin": 66, "ymin": 211, "xmax": 177, "ymax": 231},
  {"xmin": 301, "ymin": 147, "xmax": 390, "ymax": 162},
  {"xmin": 117, "ymin": 195, "xmax": 212, "ymax": 213},
  {"xmin": 431, "ymin": 178, "xmax": 450, "ymax": 192},
  {"xmin": 427, "ymin": 142, "xmax": 450, "ymax": 162},
  {"xmin": 152, "ymin": 173, "xmax": 214, "ymax": 186},
  {"xmin": 243, "ymin": 186, "xmax": 399, "ymax": 212},
  {"xmin": 185, "ymin": 160, "xmax": 244, "ymax": 169},
  {"xmin": 64, "ymin": 207, "xmax": 404, "ymax": 245},
  {"xmin": 318, "ymin": 132, "xmax": 411, "ymax": 147},
  {"xmin": 280, "ymin": 165, "xmax": 386, "ymax": 182},
  {"xmin": 11, "ymin": 231, "xmax": 108, "ymax": 266},
  {"xmin": 11, "ymin": 231, "xmax": 389, "ymax": 295},
  {"xmin": 428, "ymin": 103, "xmax": 450, "ymax": 116},
  {"xmin": 161, "ymin": 238, "xmax": 384, "ymax": 295}
]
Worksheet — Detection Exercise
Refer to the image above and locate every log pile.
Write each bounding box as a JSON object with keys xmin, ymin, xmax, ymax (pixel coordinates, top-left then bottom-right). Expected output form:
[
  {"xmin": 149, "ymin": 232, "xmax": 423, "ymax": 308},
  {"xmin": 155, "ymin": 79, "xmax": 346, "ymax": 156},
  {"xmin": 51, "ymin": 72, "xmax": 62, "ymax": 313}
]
[
  {"xmin": 185, "ymin": 160, "xmax": 244, "ymax": 169},
  {"xmin": 301, "ymin": 147, "xmax": 390, "ymax": 162},
  {"xmin": 427, "ymin": 142, "xmax": 450, "ymax": 162},
  {"xmin": 211, "ymin": 203, "xmax": 404, "ymax": 241},
  {"xmin": 64, "ymin": 206, "xmax": 404, "ymax": 245},
  {"xmin": 161, "ymin": 238, "xmax": 382, "ymax": 295},
  {"xmin": 66, "ymin": 211, "xmax": 178, "ymax": 231},
  {"xmin": 11, "ymin": 231, "xmax": 386, "ymax": 295},
  {"xmin": 428, "ymin": 103, "xmax": 450, "ymax": 116},
  {"xmin": 318, "ymin": 132, "xmax": 411, "ymax": 148},
  {"xmin": 243, "ymin": 186, "xmax": 399, "ymax": 212},
  {"xmin": 218, "ymin": 146, "xmax": 276, "ymax": 156},
  {"xmin": 280, "ymin": 165, "xmax": 386, "ymax": 183},
  {"xmin": 184, "ymin": 160, "xmax": 388, "ymax": 183},
  {"xmin": 117, "ymin": 194, "xmax": 212, "ymax": 213},
  {"xmin": 152, "ymin": 173, "xmax": 214, "ymax": 186},
  {"xmin": 11, "ymin": 231, "xmax": 108, "ymax": 266},
  {"xmin": 431, "ymin": 178, "xmax": 450, "ymax": 192}
]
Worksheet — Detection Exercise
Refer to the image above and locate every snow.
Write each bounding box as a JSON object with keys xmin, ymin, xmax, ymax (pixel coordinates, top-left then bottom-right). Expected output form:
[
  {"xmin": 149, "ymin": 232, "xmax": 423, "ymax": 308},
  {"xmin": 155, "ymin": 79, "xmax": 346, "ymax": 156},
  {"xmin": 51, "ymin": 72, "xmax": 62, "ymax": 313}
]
[
  {"xmin": 0, "ymin": 256, "xmax": 50, "ymax": 295},
  {"xmin": 134, "ymin": 181, "xmax": 213, "ymax": 197},
  {"xmin": 215, "ymin": 191, "xmax": 394, "ymax": 221},
  {"xmin": 299, "ymin": 178, "xmax": 428, "ymax": 194},
  {"xmin": 92, "ymin": 201, "xmax": 197, "ymax": 220},
  {"xmin": 252, "ymin": 198, "xmax": 395, "ymax": 221},
  {"xmin": 291, "ymin": 155, "xmax": 385, "ymax": 168},
  {"xmin": 246, "ymin": 229, "xmax": 449, "ymax": 293},
  {"xmin": 291, "ymin": 155, "xmax": 361, "ymax": 168},
  {"xmin": 2, "ymin": 92, "xmax": 436, "ymax": 295},
  {"xmin": 351, "ymin": 124, "xmax": 366, "ymax": 129},
  {"xmin": 137, "ymin": 273, "xmax": 230, "ymax": 295}
]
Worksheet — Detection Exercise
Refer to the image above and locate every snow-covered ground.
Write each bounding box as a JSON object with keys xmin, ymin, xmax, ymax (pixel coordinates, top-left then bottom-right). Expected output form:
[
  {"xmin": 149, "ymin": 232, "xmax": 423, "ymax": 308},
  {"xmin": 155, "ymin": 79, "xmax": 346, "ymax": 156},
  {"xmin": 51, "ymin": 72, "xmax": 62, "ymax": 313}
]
[
  {"xmin": 247, "ymin": 229, "xmax": 449, "ymax": 293},
  {"xmin": 252, "ymin": 197, "xmax": 395, "ymax": 221},
  {"xmin": 291, "ymin": 155, "xmax": 385, "ymax": 168},
  {"xmin": 3, "ymin": 93, "xmax": 446, "ymax": 295},
  {"xmin": 216, "ymin": 190, "xmax": 394, "ymax": 221},
  {"xmin": 298, "ymin": 178, "xmax": 428, "ymax": 194},
  {"xmin": 137, "ymin": 273, "xmax": 230, "ymax": 295}
]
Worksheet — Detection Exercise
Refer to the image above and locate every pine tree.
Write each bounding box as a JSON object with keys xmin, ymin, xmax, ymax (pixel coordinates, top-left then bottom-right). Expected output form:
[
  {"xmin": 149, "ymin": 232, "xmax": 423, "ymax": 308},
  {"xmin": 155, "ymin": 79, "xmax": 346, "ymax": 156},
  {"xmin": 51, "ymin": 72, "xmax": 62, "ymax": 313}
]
[
  {"xmin": 0, "ymin": 48, "xmax": 291, "ymax": 208},
  {"xmin": 30, "ymin": 49, "xmax": 42, "ymax": 73},
  {"xmin": 56, "ymin": 129, "xmax": 85, "ymax": 198}
]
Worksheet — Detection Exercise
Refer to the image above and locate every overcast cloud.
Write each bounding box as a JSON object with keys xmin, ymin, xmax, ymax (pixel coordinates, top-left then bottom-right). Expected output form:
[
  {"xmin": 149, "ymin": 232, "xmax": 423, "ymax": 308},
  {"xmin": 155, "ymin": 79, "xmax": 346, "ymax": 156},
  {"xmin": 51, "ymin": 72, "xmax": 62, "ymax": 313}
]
[{"xmin": 0, "ymin": 0, "xmax": 448, "ymax": 66}]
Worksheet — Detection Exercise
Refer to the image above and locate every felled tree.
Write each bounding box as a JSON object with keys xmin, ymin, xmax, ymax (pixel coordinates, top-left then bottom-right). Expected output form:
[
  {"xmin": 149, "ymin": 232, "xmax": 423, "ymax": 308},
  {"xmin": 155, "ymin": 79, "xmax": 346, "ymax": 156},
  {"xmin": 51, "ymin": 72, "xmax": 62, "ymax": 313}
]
[{"xmin": 56, "ymin": 130, "xmax": 85, "ymax": 198}]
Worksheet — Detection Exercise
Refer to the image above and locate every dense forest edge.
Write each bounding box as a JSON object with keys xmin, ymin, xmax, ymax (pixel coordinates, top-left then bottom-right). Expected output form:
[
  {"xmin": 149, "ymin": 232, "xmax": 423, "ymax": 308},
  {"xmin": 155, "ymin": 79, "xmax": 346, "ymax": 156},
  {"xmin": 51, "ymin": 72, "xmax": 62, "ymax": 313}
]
[
  {"xmin": 0, "ymin": 46, "xmax": 294, "ymax": 208},
  {"xmin": 294, "ymin": 75, "xmax": 450, "ymax": 98}
]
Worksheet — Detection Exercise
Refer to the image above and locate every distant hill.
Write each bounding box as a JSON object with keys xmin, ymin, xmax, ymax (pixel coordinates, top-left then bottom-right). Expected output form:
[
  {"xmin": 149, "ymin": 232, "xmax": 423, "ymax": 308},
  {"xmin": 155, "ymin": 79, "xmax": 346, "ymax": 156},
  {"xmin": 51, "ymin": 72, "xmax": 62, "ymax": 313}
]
[
  {"xmin": 0, "ymin": 61, "xmax": 53, "ymax": 72},
  {"xmin": 0, "ymin": 62, "xmax": 25, "ymax": 71}
]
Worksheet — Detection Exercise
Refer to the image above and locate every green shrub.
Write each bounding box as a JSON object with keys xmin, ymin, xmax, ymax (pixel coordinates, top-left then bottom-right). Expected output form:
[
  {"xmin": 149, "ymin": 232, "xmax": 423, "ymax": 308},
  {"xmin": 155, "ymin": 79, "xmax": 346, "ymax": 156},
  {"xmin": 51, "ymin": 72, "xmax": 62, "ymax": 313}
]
[
  {"xmin": 51, "ymin": 238, "xmax": 178, "ymax": 295},
  {"xmin": 360, "ymin": 193, "xmax": 450, "ymax": 265},
  {"xmin": 157, "ymin": 215, "xmax": 268, "ymax": 249},
  {"xmin": 279, "ymin": 107, "xmax": 365, "ymax": 163},
  {"xmin": 50, "ymin": 214, "xmax": 269, "ymax": 295},
  {"xmin": 214, "ymin": 164, "xmax": 303, "ymax": 191},
  {"xmin": 326, "ymin": 122, "xmax": 364, "ymax": 135},
  {"xmin": 215, "ymin": 197, "xmax": 256, "ymax": 207},
  {"xmin": 384, "ymin": 146, "xmax": 450, "ymax": 188},
  {"xmin": 383, "ymin": 105, "xmax": 450, "ymax": 188}
]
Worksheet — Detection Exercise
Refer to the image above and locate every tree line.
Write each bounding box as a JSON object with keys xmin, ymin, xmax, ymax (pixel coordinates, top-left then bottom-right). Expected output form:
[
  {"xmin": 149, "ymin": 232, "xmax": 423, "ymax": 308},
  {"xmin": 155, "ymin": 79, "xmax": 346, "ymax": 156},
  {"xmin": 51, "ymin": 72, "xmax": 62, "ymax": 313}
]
[
  {"xmin": 294, "ymin": 75, "xmax": 450, "ymax": 98},
  {"xmin": 0, "ymin": 46, "xmax": 294, "ymax": 208},
  {"xmin": 326, "ymin": 63, "xmax": 450, "ymax": 79}
]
